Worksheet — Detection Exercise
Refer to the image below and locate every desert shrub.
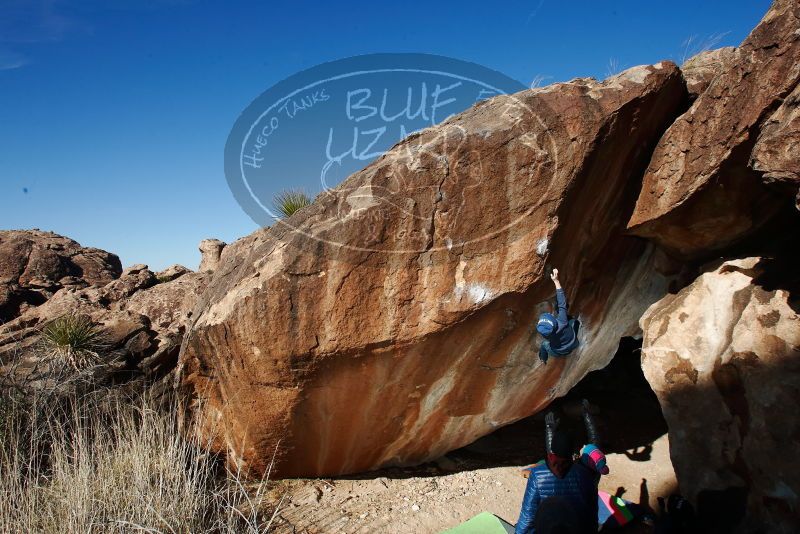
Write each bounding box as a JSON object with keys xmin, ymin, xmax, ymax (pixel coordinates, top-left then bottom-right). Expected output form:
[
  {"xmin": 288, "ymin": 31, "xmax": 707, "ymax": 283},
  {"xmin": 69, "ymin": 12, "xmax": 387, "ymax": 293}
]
[
  {"xmin": 40, "ymin": 314, "xmax": 108, "ymax": 369},
  {"xmin": 0, "ymin": 390, "xmax": 279, "ymax": 533},
  {"xmin": 273, "ymin": 189, "xmax": 311, "ymax": 218}
]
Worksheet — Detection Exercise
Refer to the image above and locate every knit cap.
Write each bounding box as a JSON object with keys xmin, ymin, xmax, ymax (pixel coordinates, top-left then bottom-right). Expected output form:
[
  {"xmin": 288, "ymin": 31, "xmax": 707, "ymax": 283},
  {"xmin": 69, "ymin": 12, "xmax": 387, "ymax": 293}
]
[{"xmin": 537, "ymin": 313, "xmax": 557, "ymax": 336}]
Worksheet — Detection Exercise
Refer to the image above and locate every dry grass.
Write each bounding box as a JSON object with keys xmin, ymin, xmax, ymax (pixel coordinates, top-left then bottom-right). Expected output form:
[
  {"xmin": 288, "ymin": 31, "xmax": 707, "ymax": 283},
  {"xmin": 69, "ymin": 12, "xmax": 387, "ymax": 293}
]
[{"xmin": 0, "ymin": 390, "xmax": 280, "ymax": 533}]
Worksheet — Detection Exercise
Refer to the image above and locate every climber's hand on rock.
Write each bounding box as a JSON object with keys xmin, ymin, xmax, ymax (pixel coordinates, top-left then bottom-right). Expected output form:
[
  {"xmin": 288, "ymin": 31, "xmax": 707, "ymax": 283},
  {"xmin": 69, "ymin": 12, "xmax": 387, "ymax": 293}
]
[{"xmin": 550, "ymin": 268, "xmax": 561, "ymax": 288}]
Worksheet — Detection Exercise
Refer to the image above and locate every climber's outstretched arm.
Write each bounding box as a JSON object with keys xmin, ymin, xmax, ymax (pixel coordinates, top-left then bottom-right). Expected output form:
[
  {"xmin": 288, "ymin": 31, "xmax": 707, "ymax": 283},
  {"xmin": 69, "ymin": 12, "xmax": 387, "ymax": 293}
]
[{"xmin": 550, "ymin": 268, "xmax": 569, "ymax": 326}]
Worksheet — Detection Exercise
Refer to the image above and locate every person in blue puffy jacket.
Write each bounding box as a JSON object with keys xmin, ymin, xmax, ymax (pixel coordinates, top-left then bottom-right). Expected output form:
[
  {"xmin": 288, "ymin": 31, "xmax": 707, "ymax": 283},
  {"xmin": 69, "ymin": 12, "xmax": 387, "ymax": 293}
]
[
  {"xmin": 515, "ymin": 400, "xmax": 609, "ymax": 534},
  {"xmin": 536, "ymin": 268, "xmax": 580, "ymax": 364}
]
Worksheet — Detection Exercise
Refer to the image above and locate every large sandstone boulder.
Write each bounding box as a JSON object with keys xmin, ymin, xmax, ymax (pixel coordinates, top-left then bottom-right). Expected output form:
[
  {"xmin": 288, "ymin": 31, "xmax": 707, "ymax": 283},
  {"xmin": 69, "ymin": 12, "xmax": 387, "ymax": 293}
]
[
  {"xmin": 628, "ymin": 0, "xmax": 800, "ymax": 256},
  {"xmin": 0, "ymin": 230, "xmax": 122, "ymax": 322},
  {"xmin": 640, "ymin": 257, "xmax": 800, "ymax": 532},
  {"xmin": 179, "ymin": 62, "xmax": 686, "ymax": 477}
]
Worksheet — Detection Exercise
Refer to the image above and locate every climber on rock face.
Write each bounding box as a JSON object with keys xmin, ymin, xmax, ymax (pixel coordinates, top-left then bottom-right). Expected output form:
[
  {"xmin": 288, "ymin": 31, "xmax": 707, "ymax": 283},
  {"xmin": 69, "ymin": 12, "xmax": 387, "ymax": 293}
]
[
  {"xmin": 536, "ymin": 268, "xmax": 580, "ymax": 364},
  {"xmin": 515, "ymin": 399, "xmax": 609, "ymax": 534}
]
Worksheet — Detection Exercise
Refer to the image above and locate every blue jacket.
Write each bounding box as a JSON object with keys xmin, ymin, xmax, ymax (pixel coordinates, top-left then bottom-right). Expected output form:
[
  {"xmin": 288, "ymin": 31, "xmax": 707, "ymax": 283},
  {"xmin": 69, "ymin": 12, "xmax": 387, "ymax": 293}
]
[
  {"xmin": 538, "ymin": 288, "xmax": 579, "ymax": 363},
  {"xmin": 515, "ymin": 460, "xmax": 599, "ymax": 534}
]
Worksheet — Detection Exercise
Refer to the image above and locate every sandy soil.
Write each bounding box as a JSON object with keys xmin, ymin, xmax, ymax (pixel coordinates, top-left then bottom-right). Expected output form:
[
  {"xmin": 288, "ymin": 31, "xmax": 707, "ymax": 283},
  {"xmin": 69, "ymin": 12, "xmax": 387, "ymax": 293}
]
[{"xmin": 269, "ymin": 359, "xmax": 678, "ymax": 534}]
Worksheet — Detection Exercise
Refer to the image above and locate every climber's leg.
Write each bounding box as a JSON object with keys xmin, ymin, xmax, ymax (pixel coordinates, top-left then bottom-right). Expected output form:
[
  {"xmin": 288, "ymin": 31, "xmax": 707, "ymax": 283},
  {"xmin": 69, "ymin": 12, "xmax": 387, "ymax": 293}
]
[
  {"xmin": 539, "ymin": 341, "xmax": 551, "ymax": 364},
  {"xmin": 581, "ymin": 398, "xmax": 601, "ymax": 445},
  {"xmin": 545, "ymin": 411, "xmax": 560, "ymax": 455}
]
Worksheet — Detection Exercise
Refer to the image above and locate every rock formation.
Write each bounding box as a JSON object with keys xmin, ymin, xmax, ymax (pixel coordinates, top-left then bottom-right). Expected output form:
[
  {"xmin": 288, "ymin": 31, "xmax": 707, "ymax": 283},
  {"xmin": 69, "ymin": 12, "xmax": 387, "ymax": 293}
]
[
  {"xmin": 174, "ymin": 7, "xmax": 799, "ymax": 530},
  {"xmin": 179, "ymin": 62, "xmax": 686, "ymax": 477},
  {"xmin": 680, "ymin": 47, "xmax": 736, "ymax": 100},
  {"xmin": 0, "ymin": 229, "xmax": 121, "ymax": 322},
  {"xmin": 751, "ymin": 82, "xmax": 800, "ymax": 209},
  {"xmin": 628, "ymin": 0, "xmax": 800, "ymax": 257},
  {"xmin": 198, "ymin": 239, "xmax": 226, "ymax": 272},
  {"xmin": 1, "ymin": 2, "xmax": 797, "ymax": 530},
  {"xmin": 640, "ymin": 257, "xmax": 800, "ymax": 532},
  {"xmin": 0, "ymin": 235, "xmax": 211, "ymax": 395}
]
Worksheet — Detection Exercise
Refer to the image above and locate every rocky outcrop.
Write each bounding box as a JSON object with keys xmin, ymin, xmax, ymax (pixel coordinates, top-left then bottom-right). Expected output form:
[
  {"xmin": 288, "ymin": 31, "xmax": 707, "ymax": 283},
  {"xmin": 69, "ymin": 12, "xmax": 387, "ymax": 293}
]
[
  {"xmin": 680, "ymin": 47, "xmax": 736, "ymax": 99},
  {"xmin": 122, "ymin": 269, "xmax": 211, "ymax": 381},
  {"xmin": 751, "ymin": 82, "xmax": 800, "ymax": 208},
  {"xmin": 198, "ymin": 239, "xmax": 226, "ymax": 272},
  {"xmin": 629, "ymin": 12, "xmax": 800, "ymax": 528},
  {"xmin": 640, "ymin": 257, "xmax": 800, "ymax": 532},
  {"xmin": 0, "ymin": 234, "xmax": 211, "ymax": 394},
  {"xmin": 0, "ymin": 230, "xmax": 122, "ymax": 322},
  {"xmin": 179, "ymin": 62, "xmax": 686, "ymax": 477},
  {"xmin": 0, "ymin": 264, "xmax": 155, "ymax": 390},
  {"xmin": 628, "ymin": 0, "xmax": 800, "ymax": 257}
]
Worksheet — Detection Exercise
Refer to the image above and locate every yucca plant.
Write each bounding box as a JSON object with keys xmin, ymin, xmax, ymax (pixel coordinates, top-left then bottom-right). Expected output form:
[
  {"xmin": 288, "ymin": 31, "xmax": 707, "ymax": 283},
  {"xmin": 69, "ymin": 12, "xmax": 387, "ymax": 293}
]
[
  {"xmin": 40, "ymin": 314, "xmax": 108, "ymax": 369},
  {"xmin": 273, "ymin": 189, "xmax": 311, "ymax": 218}
]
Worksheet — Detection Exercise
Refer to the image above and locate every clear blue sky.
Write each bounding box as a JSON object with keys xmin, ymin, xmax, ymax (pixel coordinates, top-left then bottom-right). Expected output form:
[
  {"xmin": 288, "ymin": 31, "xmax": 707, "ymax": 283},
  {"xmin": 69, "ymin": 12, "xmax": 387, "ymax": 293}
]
[{"xmin": 1, "ymin": 0, "xmax": 771, "ymax": 270}]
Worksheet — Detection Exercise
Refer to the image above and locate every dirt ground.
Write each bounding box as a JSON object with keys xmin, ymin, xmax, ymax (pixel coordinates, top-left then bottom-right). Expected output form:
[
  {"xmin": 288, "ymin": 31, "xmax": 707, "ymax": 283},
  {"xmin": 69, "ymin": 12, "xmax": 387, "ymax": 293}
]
[
  {"xmin": 269, "ymin": 345, "xmax": 678, "ymax": 534},
  {"xmin": 270, "ymin": 434, "xmax": 674, "ymax": 534}
]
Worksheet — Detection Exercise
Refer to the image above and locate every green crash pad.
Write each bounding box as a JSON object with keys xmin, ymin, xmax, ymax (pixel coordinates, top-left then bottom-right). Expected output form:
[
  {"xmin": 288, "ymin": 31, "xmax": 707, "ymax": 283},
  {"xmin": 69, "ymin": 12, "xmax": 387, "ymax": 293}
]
[{"xmin": 441, "ymin": 512, "xmax": 515, "ymax": 534}]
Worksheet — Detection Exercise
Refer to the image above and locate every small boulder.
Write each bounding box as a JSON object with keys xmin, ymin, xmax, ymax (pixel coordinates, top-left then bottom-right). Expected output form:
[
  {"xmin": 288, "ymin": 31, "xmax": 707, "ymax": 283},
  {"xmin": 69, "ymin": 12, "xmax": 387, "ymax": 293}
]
[
  {"xmin": 198, "ymin": 239, "xmax": 226, "ymax": 272},
  {"xmin": 156, "ymin": 264, "xmax": 192, "ymax": 282}
]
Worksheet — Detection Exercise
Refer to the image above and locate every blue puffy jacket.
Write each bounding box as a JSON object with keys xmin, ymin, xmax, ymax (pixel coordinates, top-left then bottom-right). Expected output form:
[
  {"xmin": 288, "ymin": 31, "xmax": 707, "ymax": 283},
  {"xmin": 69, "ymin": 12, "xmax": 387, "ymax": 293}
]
[{"xmin": 515, "ymin": 460, "xmax": 599, "ymax": 534}]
